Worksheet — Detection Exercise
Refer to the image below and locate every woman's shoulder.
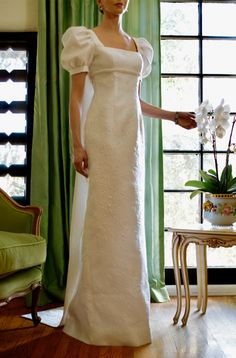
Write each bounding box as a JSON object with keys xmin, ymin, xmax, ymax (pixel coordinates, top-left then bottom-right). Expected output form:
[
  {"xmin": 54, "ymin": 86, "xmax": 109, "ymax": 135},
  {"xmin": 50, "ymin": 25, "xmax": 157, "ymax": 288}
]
[
  {"xmin": 61, "ymin": 26, "xmax": 95, "ymax": 74},
  {"xmin": 62, "ymin": 26, "xmax": 93, "ymax": 46},
  {"xmin": 135, "ymin": 37, "xmax": 153, "ymax": 54},
  {"xmin": 134, "ymin": 37, "xmax": 154, "ymax": 79}
]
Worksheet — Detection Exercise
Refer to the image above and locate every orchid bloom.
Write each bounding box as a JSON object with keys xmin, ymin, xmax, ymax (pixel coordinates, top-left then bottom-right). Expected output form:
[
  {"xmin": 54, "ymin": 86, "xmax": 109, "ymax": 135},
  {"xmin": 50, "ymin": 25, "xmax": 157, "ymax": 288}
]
[
  {"xmin": 214, "ymin": 99, "xmax": 230, "ymax": 138},
  {"xmin": 195, "ymin": 99, "xmax": 230, "ymax": 143},
  {"xmin": 230, "ymin": 143, "xmax": 236, "ymax": 153}
]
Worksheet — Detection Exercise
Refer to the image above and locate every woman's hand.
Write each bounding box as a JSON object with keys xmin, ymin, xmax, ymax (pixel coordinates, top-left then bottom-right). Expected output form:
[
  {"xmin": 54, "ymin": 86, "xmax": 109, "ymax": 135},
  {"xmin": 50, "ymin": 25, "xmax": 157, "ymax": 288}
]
[
  {"xmin": 73, "ymin": 146, "xmax": 88, "ymax": 178},
  {"xmin": 176, "ymin": 112, "xmax": 196, "ymax": 130}
]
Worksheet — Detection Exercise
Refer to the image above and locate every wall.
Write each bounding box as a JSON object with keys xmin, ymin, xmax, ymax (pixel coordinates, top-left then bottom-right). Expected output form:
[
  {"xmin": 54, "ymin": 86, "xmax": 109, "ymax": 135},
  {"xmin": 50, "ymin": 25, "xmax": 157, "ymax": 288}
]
[{"xmin": 0, "ymin": 0, "xmax": 37, "ymax": 31}]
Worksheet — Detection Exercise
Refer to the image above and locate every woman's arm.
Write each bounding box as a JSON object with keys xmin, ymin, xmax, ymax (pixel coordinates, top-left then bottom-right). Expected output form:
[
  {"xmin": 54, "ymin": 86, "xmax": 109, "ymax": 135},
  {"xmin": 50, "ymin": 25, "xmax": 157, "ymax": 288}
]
[
  {"xmin": 70, "ymin": 72, "xmax": 89, "ymax": 177},
  {"xmin": 140, "ymin": 99, "xmax": 197, "ymax": 130}
]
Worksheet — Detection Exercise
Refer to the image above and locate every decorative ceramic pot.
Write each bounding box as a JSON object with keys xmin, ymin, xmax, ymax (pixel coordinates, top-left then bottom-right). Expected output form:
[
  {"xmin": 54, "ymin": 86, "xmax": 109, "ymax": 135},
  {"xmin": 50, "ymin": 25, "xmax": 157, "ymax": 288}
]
[{"xmin": 203, "ymin": 194, "xmax": 236, "ymax": 226}]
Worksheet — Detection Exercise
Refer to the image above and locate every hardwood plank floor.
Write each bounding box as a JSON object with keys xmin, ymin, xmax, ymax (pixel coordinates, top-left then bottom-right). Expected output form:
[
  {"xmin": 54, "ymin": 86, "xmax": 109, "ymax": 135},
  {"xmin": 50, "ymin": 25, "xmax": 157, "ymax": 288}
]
[{"xmin": 0, "ymin": 296, "xmax": 235, "ymax": 358}]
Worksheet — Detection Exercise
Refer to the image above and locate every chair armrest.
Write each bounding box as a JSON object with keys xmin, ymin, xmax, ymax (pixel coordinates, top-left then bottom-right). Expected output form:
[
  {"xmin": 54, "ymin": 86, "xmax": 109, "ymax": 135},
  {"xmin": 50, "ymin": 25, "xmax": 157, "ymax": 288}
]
[{"xmin": 0, "ymin": 188, "xmax": 42, "ymax": 235}]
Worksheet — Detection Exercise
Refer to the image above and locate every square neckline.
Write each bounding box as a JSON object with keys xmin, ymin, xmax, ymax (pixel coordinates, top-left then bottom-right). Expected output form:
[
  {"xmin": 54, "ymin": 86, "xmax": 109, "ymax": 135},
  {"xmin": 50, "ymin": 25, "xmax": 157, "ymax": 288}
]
[{"xmin": 90, "ymin": 29, "xmax": 139, "ymax": 54}]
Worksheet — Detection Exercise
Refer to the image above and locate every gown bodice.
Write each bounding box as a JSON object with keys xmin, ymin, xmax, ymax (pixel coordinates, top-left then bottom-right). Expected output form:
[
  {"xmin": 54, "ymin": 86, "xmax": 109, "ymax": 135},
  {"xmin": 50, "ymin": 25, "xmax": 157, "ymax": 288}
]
[{"xmin": 61, "ymin": 26, "xmax": 153, "ymax": 80}]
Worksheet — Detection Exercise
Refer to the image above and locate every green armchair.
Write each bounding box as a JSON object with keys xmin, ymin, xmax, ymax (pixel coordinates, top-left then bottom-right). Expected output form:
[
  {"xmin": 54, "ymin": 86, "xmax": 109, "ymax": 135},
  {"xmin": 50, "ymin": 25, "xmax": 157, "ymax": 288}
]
[{"xmin": 0, "ymin": 187, "xmax": 46, "ymax": 325}]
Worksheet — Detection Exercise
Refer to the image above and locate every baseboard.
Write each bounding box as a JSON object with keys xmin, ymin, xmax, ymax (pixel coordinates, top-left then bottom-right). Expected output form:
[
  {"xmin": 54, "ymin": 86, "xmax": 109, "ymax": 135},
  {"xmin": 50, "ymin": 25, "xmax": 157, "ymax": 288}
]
[{"xmin": 167, "ymin": 285, "xmax": 236, "ymax": 296}]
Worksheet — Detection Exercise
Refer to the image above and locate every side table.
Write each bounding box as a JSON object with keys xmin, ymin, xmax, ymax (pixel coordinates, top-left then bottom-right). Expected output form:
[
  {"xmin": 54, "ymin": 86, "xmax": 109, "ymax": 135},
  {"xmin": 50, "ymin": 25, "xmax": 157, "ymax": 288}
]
[{"xmin": 167, "ymin": 224, "xmax": 236, "ymax": 326}]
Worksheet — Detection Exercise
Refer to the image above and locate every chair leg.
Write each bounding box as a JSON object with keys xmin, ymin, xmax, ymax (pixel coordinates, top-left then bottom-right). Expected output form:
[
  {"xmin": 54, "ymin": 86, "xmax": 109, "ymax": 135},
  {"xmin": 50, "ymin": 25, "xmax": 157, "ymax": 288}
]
[{"xmin": 31, "ymin": 284, "xmax": 41, "ymax": 326}]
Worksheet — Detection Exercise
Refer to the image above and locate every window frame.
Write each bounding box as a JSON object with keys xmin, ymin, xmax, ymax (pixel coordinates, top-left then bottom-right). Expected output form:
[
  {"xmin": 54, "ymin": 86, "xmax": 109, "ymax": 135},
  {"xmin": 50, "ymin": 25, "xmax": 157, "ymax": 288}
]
[
  {"xmin": 161, "ymin": 0, "xmax": 236, "ymax": 285},
  {"xmin": 0, "ymin": 32, "xmax": 37, "ymax": 204}
]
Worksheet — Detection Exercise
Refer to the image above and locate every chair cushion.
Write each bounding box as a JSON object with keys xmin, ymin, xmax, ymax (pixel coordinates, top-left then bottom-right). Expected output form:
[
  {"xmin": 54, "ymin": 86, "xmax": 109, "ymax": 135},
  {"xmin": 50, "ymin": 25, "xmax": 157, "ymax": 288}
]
[
  {"xmin": 0, "ymin": 266, "xmax": 42, "ymax": 300},
  {"xmin": 0, "ymin": 231, "xmax": 46, "ymax": 276}
]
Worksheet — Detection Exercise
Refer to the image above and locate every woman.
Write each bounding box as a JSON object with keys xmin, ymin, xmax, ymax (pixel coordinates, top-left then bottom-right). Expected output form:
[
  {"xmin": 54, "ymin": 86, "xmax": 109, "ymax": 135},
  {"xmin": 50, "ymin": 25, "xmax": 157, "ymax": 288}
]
[{"xmin": 61, "ymin": 0, "xmax": 196, "ymax": 347}]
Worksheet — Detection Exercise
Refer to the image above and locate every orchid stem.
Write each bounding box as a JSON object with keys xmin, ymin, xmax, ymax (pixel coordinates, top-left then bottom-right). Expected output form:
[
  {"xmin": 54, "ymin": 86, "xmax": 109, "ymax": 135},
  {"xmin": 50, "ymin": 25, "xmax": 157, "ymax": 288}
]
[
  {"xmin": 224, "ymin": 116, "xmax": 236, "ymax": 190},
  {"xmin": 226, "ymin": 116, "xmax": 236, "ymax": 169},
  {"xmin": 212, "ymin": 133, "xmax": 219, "ymax": 181}
]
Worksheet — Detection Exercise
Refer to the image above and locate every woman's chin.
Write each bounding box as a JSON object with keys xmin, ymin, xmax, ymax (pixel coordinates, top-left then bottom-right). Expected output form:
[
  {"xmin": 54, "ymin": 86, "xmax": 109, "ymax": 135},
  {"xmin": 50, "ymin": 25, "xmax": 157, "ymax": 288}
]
[{"xmin": 108, "ymin": 6, "xmax": 127, "ymax": 15}]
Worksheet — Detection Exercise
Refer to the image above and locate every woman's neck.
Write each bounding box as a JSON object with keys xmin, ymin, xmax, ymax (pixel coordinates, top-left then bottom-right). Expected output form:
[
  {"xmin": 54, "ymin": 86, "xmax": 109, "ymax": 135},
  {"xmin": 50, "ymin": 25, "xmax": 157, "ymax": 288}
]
[{"xmin": 100, "ymin": 14, "xmax": 124, "ymax": 34}]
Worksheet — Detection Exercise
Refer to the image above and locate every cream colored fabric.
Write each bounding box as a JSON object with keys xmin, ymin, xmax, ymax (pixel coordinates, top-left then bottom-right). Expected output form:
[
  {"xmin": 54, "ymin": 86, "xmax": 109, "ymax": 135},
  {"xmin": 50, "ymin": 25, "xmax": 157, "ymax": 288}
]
[{"xmin": 61, "ymin": 26, "xmax": 153, "ymax": 347}]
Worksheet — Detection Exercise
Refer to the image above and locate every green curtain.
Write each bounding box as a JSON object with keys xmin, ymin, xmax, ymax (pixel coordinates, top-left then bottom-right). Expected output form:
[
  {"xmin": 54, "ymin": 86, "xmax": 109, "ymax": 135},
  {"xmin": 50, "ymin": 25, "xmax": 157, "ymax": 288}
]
[
  {"xmin": 31, "ymin": 0, "xmax": 100, "ymax": 303},
  {"xmin": 31, "ymin": 0, "xmax": 169, "ymax": 304}
]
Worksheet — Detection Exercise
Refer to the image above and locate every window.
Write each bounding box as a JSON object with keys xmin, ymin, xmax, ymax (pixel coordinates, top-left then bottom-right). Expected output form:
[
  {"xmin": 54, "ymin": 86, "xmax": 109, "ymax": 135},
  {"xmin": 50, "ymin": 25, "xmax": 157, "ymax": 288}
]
[
  {"xmin": 161, "ymin": 0, "xmax": 236, "ymax": 284},
  {"xmin": 0, "ymin": 33, "xmax": 37, "ymax": 204}
]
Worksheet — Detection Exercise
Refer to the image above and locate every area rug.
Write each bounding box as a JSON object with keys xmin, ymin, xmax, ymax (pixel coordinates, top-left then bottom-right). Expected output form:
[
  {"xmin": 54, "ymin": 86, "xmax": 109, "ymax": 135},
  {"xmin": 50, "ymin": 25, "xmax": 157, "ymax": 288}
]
[{"xmin": 21, "ymin": 306, "xmax": 64, "ymax": 327}]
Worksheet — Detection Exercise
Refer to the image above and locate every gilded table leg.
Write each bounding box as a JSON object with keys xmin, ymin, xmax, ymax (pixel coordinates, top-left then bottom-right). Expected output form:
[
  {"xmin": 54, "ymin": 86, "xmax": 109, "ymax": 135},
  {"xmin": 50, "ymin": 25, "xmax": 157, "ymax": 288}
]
[
  {"xmin": 172, "ymin": 233, "xmax": 181, "ymax": 324},
  {"xmin": 196, "ymin": 244, "xmax": 203, "ymax": 311},
  {"xmin": 180, "ymin": 239, "xmax": 190, "ymax": 326},
  {"xmin": 201, "ymin": 244, "xmax": 208, "ymax": 314}
]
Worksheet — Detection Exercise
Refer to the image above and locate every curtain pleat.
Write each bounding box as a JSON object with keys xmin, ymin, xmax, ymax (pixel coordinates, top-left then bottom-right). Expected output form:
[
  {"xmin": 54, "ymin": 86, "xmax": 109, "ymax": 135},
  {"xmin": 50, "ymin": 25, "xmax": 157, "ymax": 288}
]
[{"xmin": 31, "ymin": 0, "xmax": 168, "ymax": 304}]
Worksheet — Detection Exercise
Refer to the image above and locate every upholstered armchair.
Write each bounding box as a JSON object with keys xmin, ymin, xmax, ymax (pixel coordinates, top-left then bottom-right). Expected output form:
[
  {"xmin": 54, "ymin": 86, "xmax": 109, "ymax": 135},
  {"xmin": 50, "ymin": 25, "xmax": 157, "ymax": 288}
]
[{"xmin": 0, "ymin": 187, "xmax": 46, "ymax": 325}]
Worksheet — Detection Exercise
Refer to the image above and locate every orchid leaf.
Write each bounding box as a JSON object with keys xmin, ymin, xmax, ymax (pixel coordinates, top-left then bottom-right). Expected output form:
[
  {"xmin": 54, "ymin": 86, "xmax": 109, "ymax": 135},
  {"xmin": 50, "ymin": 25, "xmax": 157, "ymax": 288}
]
[
  {"xmin": 227, "ymin": 185, "xmax": 236, "ymax": 193},
  {"xmin": 190, "ymin": 190, "xmax": 206, "ymax": 199},
  {"xmin": 198, "ymin": 171, "xmax": 220, "ymax": 192},
  {"xmin": 220, "ymin": 164, "xmax": 232, "ymax": 192},
  {"xmin": 185, "ymin": 180, "xmax": 208, "ymax": 189},
  {"xmin": 228, "ymin": 177, "xmax": 236, "ymax": 188},
  {"xmin": 208, "ymin": 169, "xmax": 217, "ymax": 177},
  {"xmin": 199, "ymin": 170, "xmax": 219, "ymax": 184},
  {"xmin": 185, "ymin": 179, "xmax": 218, "ymax": 193}
]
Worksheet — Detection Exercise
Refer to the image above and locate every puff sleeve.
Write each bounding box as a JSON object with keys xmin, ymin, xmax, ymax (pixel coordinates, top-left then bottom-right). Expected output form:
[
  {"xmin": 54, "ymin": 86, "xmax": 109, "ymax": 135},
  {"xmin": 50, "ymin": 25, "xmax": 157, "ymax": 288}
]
[
  {"xmin": 136, "ymin": 38, "xmax": 154, "ymax": 79},
  {"xmin": 61, "ymin": 26, "xmax": 94, "ymax": 75}
]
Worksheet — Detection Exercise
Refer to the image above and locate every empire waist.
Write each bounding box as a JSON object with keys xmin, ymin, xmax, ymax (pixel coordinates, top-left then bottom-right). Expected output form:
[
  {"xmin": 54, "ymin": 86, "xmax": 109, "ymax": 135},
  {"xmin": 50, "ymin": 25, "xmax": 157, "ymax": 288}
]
[
  {"xmin": 90, "ymin": 68, "xmax": 142, "ymax": 78},
  {"xmin": 89, "ymin": 72, "xmax": 140, "ymax": 103}
]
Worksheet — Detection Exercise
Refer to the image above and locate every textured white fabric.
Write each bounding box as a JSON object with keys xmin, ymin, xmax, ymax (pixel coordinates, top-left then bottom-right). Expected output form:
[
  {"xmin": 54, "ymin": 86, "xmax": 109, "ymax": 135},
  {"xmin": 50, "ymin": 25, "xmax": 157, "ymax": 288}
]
[{"xmin": 61, "ymin": 26, "xmax": 153, "ymax": 347}]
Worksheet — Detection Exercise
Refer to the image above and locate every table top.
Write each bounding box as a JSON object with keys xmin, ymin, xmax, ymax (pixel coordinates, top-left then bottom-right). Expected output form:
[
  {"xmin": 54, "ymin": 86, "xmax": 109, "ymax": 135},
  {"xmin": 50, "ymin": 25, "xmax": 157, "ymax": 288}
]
[{"xmin": 167, "ymin": 223, "xmax": 236, "ymax": 235}]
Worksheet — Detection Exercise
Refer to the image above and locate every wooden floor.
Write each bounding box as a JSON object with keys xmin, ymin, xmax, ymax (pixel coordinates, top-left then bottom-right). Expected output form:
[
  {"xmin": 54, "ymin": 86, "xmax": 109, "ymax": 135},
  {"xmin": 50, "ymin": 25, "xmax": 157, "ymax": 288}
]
[{"xmin": 0, "ymin": 296, "xmax": 235, "ymax": 358}]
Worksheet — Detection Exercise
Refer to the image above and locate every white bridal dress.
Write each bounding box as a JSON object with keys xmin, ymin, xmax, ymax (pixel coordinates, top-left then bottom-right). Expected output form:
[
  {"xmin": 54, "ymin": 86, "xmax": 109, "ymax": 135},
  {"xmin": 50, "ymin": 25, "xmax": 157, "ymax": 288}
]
[{"xmin": 61, "ymin": 26, "xmax": 153, "ymax": 347}]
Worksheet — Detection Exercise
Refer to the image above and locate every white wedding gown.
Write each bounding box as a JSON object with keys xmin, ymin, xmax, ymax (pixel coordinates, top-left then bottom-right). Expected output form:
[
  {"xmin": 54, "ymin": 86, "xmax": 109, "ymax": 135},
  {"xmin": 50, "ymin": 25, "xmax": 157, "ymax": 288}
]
[{"xmin": 61, "ymin": 26, "xmax": 153, "ymax": 347}]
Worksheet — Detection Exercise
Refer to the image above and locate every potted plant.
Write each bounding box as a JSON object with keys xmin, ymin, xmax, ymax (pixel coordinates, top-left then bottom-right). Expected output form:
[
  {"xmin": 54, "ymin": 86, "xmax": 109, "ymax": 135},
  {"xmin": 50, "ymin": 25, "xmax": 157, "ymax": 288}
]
[{"xmin": 185, "ymin": 99, "xmax": 236, "ymax": 226}]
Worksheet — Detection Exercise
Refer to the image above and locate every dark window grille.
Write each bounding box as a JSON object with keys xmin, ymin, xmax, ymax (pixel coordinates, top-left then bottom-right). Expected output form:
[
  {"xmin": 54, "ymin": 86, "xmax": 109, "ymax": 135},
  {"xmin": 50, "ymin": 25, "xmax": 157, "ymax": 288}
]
[{"xmin": 0, "ymin": 32, "xmax": 37, "ymax": 204}]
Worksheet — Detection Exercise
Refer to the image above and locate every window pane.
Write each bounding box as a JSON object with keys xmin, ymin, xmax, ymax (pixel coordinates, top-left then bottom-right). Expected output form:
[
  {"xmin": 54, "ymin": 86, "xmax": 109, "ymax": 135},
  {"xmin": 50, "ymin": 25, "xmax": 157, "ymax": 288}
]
[
  {"xmin": 203, "ymin": 78, "xmax": 236, "ymax": 112},
  {"xmin": 163, "ymin": 120, "xmax": 199, "ymax": 151},
  {"xmin": 162, "ymin": 77, "xmax": 199, "ymax": 111},
  {"xmin": 207, "ymin": 247, "xmax": 236, "ymax": 268},
  {"xmin": 161, "ymin": 40, "xmax": 199, "ymax": 74},
  {"xmin": 164, "ymin": 192, "xmax": 200, "ymax": 228},
  {"xmin": 203, "ymin": 40, "xmax": 236, "ymax": 75},
  {"xmin": 0, "ymin": 112, "xmax": 26, "ymax": 134},
  {"xmin": 0, "ymin": 175, "xmax": 25, "ymax": 197},
  {"xmin": 203, "ymin": 3, "xmax": 236, "ymax": 36},
  {"xmin": 165, "ymin": 231, "xmax": 196, "ymax": 267},
  {"xmin": 0, "ymin": 49, "xmax": 27, "ymax": 72},
  {"xmin": 161, "ymin": 2, "xmax": 198, "ymax": 36},
  {"xmin": 164, "ymin": 154, "xmax": 200, "ymax": 190},
  {"xmin": 0, "ymin": 143, "xmax": 26, "ymax": 166},
  {"xmin": 0, "ymin": 80, "xmax": 27, "ymax": 102}
]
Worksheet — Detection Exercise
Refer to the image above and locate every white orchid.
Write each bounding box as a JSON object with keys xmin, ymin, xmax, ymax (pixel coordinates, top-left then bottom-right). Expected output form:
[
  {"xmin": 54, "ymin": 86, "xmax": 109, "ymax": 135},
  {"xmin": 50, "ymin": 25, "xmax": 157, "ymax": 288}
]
[
  {"xmin": 195, "ymin": 99, "xmax": 230, "ymax": 143},
  {"xmin": 230, "ymin": 143, "xmax": 236, "ymax": 153},
  {"xmin": 215, "ymin": 125, "xmax": 226, "ymax": 139},
  {"xmin": 214, "ymin": 99, "xmax": 230, "ymax": 133},
  {"xmin": 185, "ymin": 105, "xmax": 236, "ymax": 198}
]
